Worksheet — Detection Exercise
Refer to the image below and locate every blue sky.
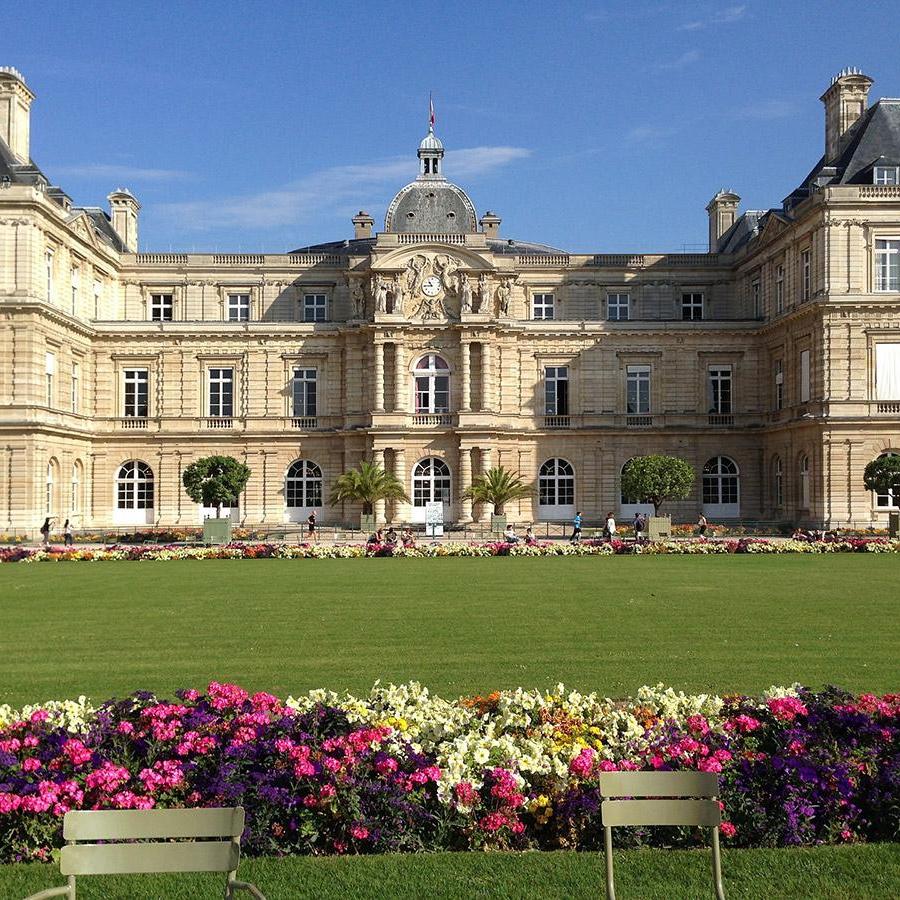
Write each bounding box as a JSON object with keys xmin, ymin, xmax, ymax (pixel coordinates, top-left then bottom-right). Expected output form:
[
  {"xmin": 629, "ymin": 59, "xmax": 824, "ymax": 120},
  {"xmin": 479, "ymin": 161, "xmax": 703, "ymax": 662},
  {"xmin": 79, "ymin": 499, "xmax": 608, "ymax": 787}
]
[{"xmin": 4, "ymin": 1, "xmax": 899, "ymax": 253}]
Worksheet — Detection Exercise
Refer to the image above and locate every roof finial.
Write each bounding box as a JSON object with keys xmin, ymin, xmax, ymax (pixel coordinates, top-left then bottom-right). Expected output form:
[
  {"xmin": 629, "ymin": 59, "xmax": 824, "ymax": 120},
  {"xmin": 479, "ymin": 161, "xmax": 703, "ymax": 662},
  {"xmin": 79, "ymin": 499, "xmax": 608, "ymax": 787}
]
[{"xmin": 429, "ymin": 92, "xmax": 435, "ymax": 132}]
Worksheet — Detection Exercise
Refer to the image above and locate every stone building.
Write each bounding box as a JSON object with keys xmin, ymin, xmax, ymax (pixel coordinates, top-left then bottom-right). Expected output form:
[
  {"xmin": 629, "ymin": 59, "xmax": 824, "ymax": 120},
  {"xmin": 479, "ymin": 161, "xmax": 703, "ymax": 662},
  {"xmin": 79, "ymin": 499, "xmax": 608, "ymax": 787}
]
[{"xmin": 1, "ymin": 65, "xmax": 898, "ymax": 531}]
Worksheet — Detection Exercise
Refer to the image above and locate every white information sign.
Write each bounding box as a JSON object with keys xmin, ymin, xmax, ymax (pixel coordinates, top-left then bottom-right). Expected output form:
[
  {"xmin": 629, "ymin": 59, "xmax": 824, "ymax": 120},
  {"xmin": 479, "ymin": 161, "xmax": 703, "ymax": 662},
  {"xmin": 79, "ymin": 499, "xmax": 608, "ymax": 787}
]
[{"xmin": 424, "ymin": 501, "xmax": 444, "ymax": 537}]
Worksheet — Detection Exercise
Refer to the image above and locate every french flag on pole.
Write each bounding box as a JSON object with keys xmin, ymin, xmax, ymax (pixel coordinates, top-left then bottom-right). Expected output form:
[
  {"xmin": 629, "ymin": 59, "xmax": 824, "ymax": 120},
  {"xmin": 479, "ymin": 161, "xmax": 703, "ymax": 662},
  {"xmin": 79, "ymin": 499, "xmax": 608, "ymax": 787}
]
[{"xmin": 429, "ymin": 93, "xmax": 435, "ymax": 128}]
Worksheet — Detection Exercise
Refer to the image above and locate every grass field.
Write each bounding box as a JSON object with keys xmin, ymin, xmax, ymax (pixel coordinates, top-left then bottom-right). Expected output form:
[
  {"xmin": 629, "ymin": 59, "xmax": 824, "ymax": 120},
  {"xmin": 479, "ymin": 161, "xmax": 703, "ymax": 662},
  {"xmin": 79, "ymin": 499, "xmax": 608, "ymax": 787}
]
[{"xmin": 1, "ymin": 554, "xmax": 897, "ymax": 706}]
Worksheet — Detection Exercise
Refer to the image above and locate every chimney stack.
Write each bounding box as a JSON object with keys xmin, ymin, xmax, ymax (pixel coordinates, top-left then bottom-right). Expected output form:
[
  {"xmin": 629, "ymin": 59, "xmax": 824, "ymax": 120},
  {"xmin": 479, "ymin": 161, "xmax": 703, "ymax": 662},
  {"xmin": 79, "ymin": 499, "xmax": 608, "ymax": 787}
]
[
  {"xmin": 479, "ymin": 210, "xmax": 501, "ymax": 239},
  {"xmin": 0, "ymin": 67, "xmax": 35, "ymax": 164},
  {"xmin": 107, "ymin": 189, "xmax": 140, "ymax": 252},
  {"xmin": 705, "ymin": 190, "xmax": 740, "ymax": 252},
  {"xmin": 352, "ymin": 210, "xmax": 374, "ymax": 240},
  {"xmin": 820, "ymin": 68, "xmax": 873, "ymax": 162}
]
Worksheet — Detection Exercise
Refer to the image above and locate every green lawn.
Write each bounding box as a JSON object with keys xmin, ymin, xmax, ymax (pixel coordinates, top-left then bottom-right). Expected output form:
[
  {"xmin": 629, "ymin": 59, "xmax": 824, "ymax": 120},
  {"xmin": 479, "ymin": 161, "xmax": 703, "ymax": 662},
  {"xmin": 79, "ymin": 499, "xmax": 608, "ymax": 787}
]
[
  {"xmin": 1, "ymin": 555, "xmax": 897, "ymax": 706},
  {"xmin": 5, "ymin": 845, "xmax": 900, "ymax": 899}
]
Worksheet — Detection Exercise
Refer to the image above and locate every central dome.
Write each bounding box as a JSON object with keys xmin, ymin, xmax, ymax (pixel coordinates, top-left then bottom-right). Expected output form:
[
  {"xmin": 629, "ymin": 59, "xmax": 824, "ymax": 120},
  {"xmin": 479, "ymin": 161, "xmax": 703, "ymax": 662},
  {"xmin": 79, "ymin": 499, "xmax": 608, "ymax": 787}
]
[{"xmin": 384, "ymin": 125, "xmax": 477, "ymax": 234}]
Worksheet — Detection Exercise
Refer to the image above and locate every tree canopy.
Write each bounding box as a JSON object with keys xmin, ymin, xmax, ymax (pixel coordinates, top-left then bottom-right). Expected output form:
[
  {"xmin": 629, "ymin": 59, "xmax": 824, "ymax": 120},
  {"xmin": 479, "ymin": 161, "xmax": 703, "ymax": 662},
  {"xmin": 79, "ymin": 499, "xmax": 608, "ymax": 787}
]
[
  {"xmin": 863, "ymin": 454, "xmax": 900, "ymax": 499},
  {"xmin": 182, "ymin": 455, "xmax": 251, "ymax": 518},
  {"xmin": 329, "ymin": 460, "xmax": 409, "ymax": 516},
  {"xmin": 620, "ymin": 455, "xmax": 695, "ymax": 515},
  {"xmin": 462, "ymin": 466, "xmax": 534, "ymax": 515}
]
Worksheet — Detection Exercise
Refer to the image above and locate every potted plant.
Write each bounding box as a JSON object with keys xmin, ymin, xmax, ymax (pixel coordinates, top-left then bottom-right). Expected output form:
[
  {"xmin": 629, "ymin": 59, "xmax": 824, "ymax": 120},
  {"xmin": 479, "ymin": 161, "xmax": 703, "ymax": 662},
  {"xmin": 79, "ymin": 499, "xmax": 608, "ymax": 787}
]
[
  {"xmin": 329, "ymin": 460, "xmax": 410, "ymax": 532},
  {"xmin": 462, "ymin": 465, "xmax": 534, "ymax": 534},
  {"xmin": 620, "ymin": 455, "xmax": 695, "ymax": 539},
  {"xmin": 182, "ymin": 455, "xmax": 251, "ymax": 544}
]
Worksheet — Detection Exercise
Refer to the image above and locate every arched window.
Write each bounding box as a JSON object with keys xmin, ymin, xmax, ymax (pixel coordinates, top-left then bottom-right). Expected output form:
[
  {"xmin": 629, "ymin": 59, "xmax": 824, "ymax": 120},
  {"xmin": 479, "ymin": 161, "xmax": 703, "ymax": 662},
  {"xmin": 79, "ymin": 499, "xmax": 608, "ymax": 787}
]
[
  {"xmin": 116, "ymin": 461, "xmax": 154, "ymax": 510},
  {"xmin": 620, "ymin": 458, "xmax": 654, "ymax": 518},
  {"xmin": 72, "ymin": 460, "xmax": 83, "ymax": 515},
  {"xmin": 799, "ymin": 454, "xmax": 810, "ymax": 508},
  {"xmin": 285, "ymin": 459, "xmax": 323, "ymax": 520},
  {"xmin": 46, "ymin": 458, "xmax": 58, "ymax": 516},
  {"xmin": 873, "ymin": 451, "xmax": 900, "ymax": 509},
  {"xmin": 538, "ymin": 458, "xmax": 575, "ymax": 519},
  {"xmin": 411, "ymin": 457, "xmax": 451, "ymax": 521},
  {"xmin": 702, "ymin": 456, "xmax": 740, "ymax": 517},
  {"xmin": 773, "ymin": 456, "xmax": 783, "ymax": 508},
  {"xmin": 413, "ymin": 354, "xmax": 450, "ymax": 414}
]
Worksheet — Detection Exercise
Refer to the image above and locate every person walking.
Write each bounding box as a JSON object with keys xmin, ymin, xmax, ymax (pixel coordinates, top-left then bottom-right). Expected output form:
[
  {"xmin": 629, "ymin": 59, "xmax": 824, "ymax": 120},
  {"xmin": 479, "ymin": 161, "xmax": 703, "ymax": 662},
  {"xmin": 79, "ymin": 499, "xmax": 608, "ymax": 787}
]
[
  {"xmin": 63, "ymin": 518, "xmax": 74, "ymax": 547},
  {"xmin": 697, "ymin": 513, "xmax": 708, "ymax": 537},
  {"xmin": 571, "ymin": 511, "xmax": 583, "ymax": 543},
  {"xmin": 633, "ymin": 512, "xmax": 644, "ymax": 543},
  {"xmin": 306, "ymin": 510, "xmax": 317, "ymax": 542},
  {"xmin": 39, "ymin": 516, "xmax": 53, "ymax": 548},
  {"xmin": 605, "ymin": 511, "xmax": 617, "ymax": 542}
]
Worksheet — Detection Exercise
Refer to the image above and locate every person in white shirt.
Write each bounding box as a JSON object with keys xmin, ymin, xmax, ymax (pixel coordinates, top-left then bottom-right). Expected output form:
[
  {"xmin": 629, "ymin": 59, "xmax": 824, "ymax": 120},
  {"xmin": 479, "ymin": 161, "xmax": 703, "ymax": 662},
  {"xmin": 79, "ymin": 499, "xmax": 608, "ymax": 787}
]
[{"xmin": 605, "ymin": 512, "xmax": 616, "ymax": 542}]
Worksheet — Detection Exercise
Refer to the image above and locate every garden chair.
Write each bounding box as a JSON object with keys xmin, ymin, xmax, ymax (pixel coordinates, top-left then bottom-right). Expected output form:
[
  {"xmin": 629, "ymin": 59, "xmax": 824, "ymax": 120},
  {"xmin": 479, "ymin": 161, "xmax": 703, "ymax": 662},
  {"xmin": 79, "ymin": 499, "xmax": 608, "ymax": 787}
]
[
  {"xmin": 24, "ymin": 806, "xmax": 266, "ymax": 900},
  {"xmin": 599, "ymin": 771, "xmax": 725, "ymax": 900}
]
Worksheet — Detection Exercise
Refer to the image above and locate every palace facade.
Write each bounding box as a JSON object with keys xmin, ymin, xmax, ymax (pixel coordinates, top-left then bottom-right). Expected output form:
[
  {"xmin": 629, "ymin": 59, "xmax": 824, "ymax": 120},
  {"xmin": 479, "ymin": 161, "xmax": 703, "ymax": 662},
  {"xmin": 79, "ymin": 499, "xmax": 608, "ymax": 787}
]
[{"xmin": 1, "ymin": 66, "xmax": 899, "ymax": 530}]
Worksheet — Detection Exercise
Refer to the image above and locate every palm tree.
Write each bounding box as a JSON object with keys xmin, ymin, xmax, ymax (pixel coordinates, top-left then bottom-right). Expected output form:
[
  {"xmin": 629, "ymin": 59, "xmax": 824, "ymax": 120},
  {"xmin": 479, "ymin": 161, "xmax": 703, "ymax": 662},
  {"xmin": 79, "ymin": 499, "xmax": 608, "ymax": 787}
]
[
  {"xmin": 462, "ymin": 466, "xmax": 534, "ymax": 516},
  {"xmin": 329, "ymin": 460, "xmax": 410, "ymax": 517}
]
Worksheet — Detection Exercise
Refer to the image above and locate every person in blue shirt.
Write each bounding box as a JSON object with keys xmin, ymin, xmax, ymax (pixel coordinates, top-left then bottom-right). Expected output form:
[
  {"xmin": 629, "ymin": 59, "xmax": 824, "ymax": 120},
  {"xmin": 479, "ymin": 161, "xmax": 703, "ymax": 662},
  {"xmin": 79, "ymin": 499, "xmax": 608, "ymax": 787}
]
[{"xmin": 571, "ymin": 511, "xmax": 583, "ymax": 543}]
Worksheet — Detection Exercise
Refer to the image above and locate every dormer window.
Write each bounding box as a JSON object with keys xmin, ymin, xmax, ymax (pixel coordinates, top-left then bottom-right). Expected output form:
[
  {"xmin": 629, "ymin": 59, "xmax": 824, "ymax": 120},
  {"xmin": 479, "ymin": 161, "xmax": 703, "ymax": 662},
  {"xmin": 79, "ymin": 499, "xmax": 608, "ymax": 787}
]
[{"xmin": 874, "ymin": 166, "xmax": 900, "ymax": 185}]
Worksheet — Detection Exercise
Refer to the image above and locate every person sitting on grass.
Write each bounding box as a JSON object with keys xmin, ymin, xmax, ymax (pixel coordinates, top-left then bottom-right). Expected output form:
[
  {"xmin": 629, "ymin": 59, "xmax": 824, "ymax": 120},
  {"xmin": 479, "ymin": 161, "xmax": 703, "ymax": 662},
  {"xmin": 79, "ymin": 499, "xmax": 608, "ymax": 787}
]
[
  {"xmin": 503, "ymin": 524, "xmax": 519, "ymax": 544},
  {"xmin": 384, "ymin": 527, "xmax": 398, "ymax": 547},
  {"xmin": 401, "ymin": 527, "xmax": 416, "ymax": 547},
  {"xmin": 525, "ymin": 527, "xmax": 537, "ymax": 546}
]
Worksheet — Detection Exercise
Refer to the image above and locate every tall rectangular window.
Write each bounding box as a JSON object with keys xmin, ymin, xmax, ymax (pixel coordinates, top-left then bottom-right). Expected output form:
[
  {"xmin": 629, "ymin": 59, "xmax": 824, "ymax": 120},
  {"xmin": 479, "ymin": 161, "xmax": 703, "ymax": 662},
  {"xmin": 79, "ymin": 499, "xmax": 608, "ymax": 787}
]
[
  {"xmin": 875, "ymin": 239, "xmax": 900, "ymax": 292},
  {"xmin": 751, "ymin": 278, "xmax": 761, "ymax": 317},
  {"xmin": 228, "ymin": 293, "xmax": 250, "ymax": 321},
  {"xmin": 708, "ymin": 366, "xmax": 732, "ymax": 414},
  {"xmin": 800, "ymin": 249, "xmax": 811, "ymax": 301},
  {"xmin": 544, "ymin": 366, "xmax": 569, "ymax": 415},
  {"xmin": 774, "ymin": 359, "xmax": 784, "ymax": 410},
  {"xmin": 681, "ymin": 292, "xmax": 703, "ymax": 321},
  {"xmin": 71, "ymin": 267, "xmax": 79, "ymax": 315},
  {"xmin": 799, "ymin": 349, "xmax": 811, "ymax": 403},
  {"xmin": 45, "ymin": 351, "xmax": 56, "ymax": 407},
  {"xmin": 626, "ymin": 365, "xmax": 651, "ymax": 414},
  {"xmin": 150, "ymin": 293, "xmax": 174, "ymax": 321},
  {"xmin": 775, "ymin": 264, "xmax": 784, "ymax": 313},
  {"xmin": 875, "ymin": 343, "xmax": 900, "ymax": 400},
  {"xmin": 607, "ymin": 293, "xmax": 630, "ymax": 321},
  {"xmin": 303, "ymin": 293, "xmax": 327, "ymax": 322},
  {"xmin": 123, "ymin": 369, "xmax": 149, "ymax": 418},
  {"xmin": 292, "ymin": 367, "xmax": 318, "ymax": 416},
  {"xmin": 208, "ymin": 367, "xmax": 234, "ymax": 417},
  {"xmin": 532, "ymin": 293, "xmax": 555, "ymax": 320},
  {"xmin": 71, "ymin": 362, "xmax": 80, "ymax": 413},
  {"xmin": 93, "ymin": 280, "xmax": 102, "ymax": 319},
  {"xmin": 874, "ymin": 166, "xmax": 900, "ymax": 185},
  {"xmin": 45, "ymin": 250, "xmax": 54, "ymax": 302}
]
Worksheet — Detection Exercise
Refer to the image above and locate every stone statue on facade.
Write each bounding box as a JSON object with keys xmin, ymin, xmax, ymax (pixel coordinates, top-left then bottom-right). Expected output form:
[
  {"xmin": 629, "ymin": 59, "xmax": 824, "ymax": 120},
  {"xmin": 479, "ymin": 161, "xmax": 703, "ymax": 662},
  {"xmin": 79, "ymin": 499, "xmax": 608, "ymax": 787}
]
[
  {"xmin": 350, "ymin": 278, "xmax": 366, "ymax": 318},
  {"xmin": 406, "ymin": 254, "xmax": 427, "ymax": 297},
  {"xmin": 433, "ymin": 253, "xmax": 460, "ymax": 295},
  {"xmin": 496, "ymin": 278, "xmax": 511, "ymax": 316},
  {"xmin": 372, "ymin": 275, "xmax": 388, "ymax": 313},
  {"xmin": 477, "ymin": 274, "xmax": 490, "ymax": 313},
  {"xmin": 460, "ymin": 273, "xmax": 473, "ymax": 313},
  {"xmin": 393, "ymin": 273, "xmax": 407, "ymax": 315}
]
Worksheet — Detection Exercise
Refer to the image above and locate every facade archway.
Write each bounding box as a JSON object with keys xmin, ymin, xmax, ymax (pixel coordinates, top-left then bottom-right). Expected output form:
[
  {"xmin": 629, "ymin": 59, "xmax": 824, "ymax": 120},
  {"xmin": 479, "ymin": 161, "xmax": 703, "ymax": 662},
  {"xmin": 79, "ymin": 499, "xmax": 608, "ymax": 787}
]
[
  {"xmin": 702, "ymin": 456, "xmax": 740, "ymax": 518},
  {"xmin": 411, "ymin": 457, "xmax": 451, "ymax": 523},
  {"xmin": 285, "ymin": 459, "xmax": 323, "ymax": 523},
  {"xmin": 872, "ymin": 451, "xmax": 900, "ymax": 510},
  {"xmin": 114, "ymin": 460, "xmax": 155, "ymax": 525},
  {"xmin": 538, "ymin": 458, "xmax": 575, "ymax": 520}
]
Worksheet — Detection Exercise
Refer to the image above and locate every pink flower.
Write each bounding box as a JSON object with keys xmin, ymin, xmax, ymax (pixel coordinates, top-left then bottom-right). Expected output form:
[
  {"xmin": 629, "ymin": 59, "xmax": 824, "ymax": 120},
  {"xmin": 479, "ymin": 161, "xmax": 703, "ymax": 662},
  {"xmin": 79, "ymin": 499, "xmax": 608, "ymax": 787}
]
[
  {"xmin": 323, "ymin": 756, "xmax": 342, "ymax": 773},
  {"xmin": 454, "ymin": 781, "xmax": 477, "ymax": 807},
  {"xmin": 116, "ymin": 722, "xmax": 135, "ymax": 735},
  {"xmin": 62, "ymin": 739, "xmax": 93, "ymax": 766},
  {"xmin": 29, "ymin": 710, "xmax": 50, "ymax": 724},
  {"xmin": 698, "ymin": 757, "xmax": 722, "ymax": 773},
  {"xmin": 181, "ymin": 689, "xmax": 201, "ymax": 702},
  {"xmin": 319, "ymin": 784, "xmax": 336, "ymax": 799},
  {"xmin": 21, "ymin": 757, "xmax": 41, "ymax": 773},
  {"xmin": 0, "ymin": 793, "xmax": 22, "ymax": 814},
  {"xmin": 720, "ymin": 821, "xmax": 736, "ymax": 838},
  {"xmin": 375, "ymin": 756, "xmax": 399, "ymax": 775},
  {"xmin": 840, "ymin": 828, "xmax": 854, "ymax": 842},
  {"xmin": 569, "ymin": 747, "xmax": 595, "ymax": 778},
  {"xmin": 686, "ymin": 715, "xmax": 710, "ymax": 735},
  {"xmin": 350, "ymin": 824, "xmax": 369, "ymax": 840},
  {"xmin": 479, "ymin": 811, "xmax": 507, "ymax": 832},
  {"xmin": 250, "ymin": 691, "xmax": 281, "ymax": 712},
  {"xmin": 207, "ymin": 682, "xmax": 249, "ymax": 710},
  {"xmin": 302, "ymin": 795, "xmax": 317, "ymax": 808},
  {"xmin": 725, "ymin": 714, "xmax": 761, "ymax": 733},
  {"xmin": 768, "ymin": 697, "xmax": 808, "ymax": 722},
  {"xmin": 598, "ymin": 760, "xmax": 618, "ymax": 772}
]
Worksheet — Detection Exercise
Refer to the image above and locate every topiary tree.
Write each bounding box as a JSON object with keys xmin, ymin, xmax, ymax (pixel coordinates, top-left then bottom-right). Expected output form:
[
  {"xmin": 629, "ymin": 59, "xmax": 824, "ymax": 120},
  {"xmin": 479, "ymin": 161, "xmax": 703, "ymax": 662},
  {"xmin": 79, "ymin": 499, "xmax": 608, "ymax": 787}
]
[
  {"xmin": 462, "ymin": 466, "xmax": 534, "ymax": 515},
  {"xmin": 182, "ymin": 455, "xmax": 251, "ymax": 519},
  {"xmin": 620, "ymin": 454, "xmax": 695, "ymax": 516},
  {"xmin": 329, "ymin": 460, "xmax": 409, "ymax": 517},
  {"xmin": 863, "ymin": 454, "xmax": 900, "ymax": 503}
]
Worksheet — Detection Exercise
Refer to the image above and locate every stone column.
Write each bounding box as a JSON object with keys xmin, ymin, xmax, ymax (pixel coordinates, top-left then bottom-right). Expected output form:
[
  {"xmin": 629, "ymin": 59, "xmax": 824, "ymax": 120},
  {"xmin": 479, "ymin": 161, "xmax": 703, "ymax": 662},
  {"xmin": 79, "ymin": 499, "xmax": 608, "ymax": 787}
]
[
  {"xmin": 476, "ymin": 446, "xmax": 494, "ymax": 523},
  {"xmin": 374, "ymin": 343, "xmax": 385, "ymax": 411},
  {"xmin": 481, "ymin": 342, "xmax": 492, "ymax": 411},
  {"xmin": 394, "ymin": 342, "xmax": 406, "ymax": 412},
  {"xmin": 460, "ymin": 340, "xmax": 471, "ymax": 411},
  {"xmin": 373, "ymin": 448, "xmax": 386, "ymax": 523},
  {"xmin": 459, "ymin": 446, "xmax": 473, "ymax": 522},
  {"xmin": 393, "ymin": 448, "xmax": 411, "ymax": 523}
]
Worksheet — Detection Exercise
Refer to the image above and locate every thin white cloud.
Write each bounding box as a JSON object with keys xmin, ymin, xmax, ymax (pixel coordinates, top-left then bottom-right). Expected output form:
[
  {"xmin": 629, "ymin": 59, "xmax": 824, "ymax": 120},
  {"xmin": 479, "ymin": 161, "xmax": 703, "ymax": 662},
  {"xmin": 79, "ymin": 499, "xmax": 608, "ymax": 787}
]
[
  {"xmin": 734, "ymin": 99, "xmax": 795, "ymax": 120},
  {"xmin": 625, "ymin": 125, "xmax": 675, "ymax": 148},
  {"xmin": 52, "ymin": 164, "xmax": 190, "ymax": 181},
  {"xmin": 678, "ymin": 4, "xmax": 746, "ymax": 30},
  {"xmin": 156, "ymin": 146, "xmax": 531, "ymax": 231},
  {"xmin": 659, "ymin": 49, "xmax": 701, "ymax": 70}
]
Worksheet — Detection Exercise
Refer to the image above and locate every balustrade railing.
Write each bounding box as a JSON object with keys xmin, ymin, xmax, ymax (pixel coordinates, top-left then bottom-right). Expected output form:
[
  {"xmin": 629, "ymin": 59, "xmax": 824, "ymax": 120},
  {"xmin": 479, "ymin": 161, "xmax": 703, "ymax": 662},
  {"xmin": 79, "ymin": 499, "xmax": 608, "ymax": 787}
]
[
  {"xmin": 708, "ymin": 413, "xmax": 735, "ymax": 426},
  {"xmin": 625, "ymin": 414, "xmax": 653, "ymax": 427},
  {"xmin": 543, "ymin": 415, "xmax": 571, "ymax": 429},
  {"xmin": 204, "ymin": 417, "xmax": 233, "ymax": 429},
  {"xmin": 411, "ymin": 413, "xmax": 454, "ymax": 426}
]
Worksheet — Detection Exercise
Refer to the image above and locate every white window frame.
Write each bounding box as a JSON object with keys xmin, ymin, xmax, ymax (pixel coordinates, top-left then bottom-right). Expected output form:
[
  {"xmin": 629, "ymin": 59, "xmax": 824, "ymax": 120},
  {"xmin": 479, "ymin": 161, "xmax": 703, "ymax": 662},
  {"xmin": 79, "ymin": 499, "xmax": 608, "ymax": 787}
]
[
  {"xmin": 291, "ymin": 367, "xmax": 318, "ymax": 417},
  {"xmin": 227, "ymin": 293, "xmax": 251, "ymax": 322},
  {"xmin": 708, "ymin": 365, "xmax": 732, "ymax": 414},
  {"xmin": 800, "ymin": 248, "xmax": 811, "ymax": 301},
  {"xmin": 775, "ymin": 264, "xmax": 784, "ymax": 313},
  {"xmin": 537, "ymin": 457, "xmax": 576, "ymax": 519},
  {"xmin": 45, "ymin": 351, "xmax": 56, "ymax": 407},
  {"xmin": 875, "ymin": 343, "xmax": 900, "ymax": 400},
  {"xmin": 285, "ymin": 459, "xmax": 323, "ymax": 519},
  {"xmin": 123, "ymin": 369, "xmax": 149, "ymax": 418},
  {"xmin": 115, "ymin": 460, "xmax": 155, "ymax": 524},
  {"xmin": 681, "ymin": 292, "xmax": 703, "ymax": 321},
  {"xmin": 150, "ymin": 293, "xmax": 174, "ymax": 322},
  {"xmin": 626, "ymin": 365, "xmax": 651, "ymax": 414},
  {"xmin": 873, "ymin": 451, "xmax": 900, "ymax": 509},
  {"xmin": 411, "ymin": 457, "xmax": 452, "ymax": 523},
  {"xmin": 875, "ymin": 239, "xmax": 900, "ymax": 292},
  {"xmin": 607, "ymin": 292, "xmax": 630, "ymax": 321},
  {"xmin": 46, "ymin": 459, "xmax": 55, "ymax": 515},
  {"xmin": 413, "ymin": 354, "xmax": 450, "ymax": 414},
  {"xmin": 303, "ymin": 293, "xmax": 328, "ymax": 323},
  {"xmin": 71, "ymin": 361, "xmax": 80, "ymax": 413},
  {"xmin": 93, "ymin": 279, "xmax": 102, "ymax": 319},
  {"xmin": 874, "ymin": 166, "xmax": 900, "ymax": 185},
  {"xmin": 544, "ymin": 366, "xmax": 569, "ymax": 416},
  {"xmin": 702, "ymin": 455, "xmax": 740, "ymax": 517},
  {"xmin": 208, "ymin": 367, "xmax": 234, "ymax": 418},
  {"xmin": 532, "ymin": 293, "xmax": 555, "ymax": 321}
]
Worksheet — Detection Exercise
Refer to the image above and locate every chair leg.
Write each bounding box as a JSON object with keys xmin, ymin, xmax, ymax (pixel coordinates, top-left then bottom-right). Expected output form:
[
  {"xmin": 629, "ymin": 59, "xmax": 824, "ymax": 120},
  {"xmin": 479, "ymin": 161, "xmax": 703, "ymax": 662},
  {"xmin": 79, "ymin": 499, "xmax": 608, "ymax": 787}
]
[
  {"xmin": 711, "ymin": 827, "xmax": 726, "ymax": 900},
  {"xmin": 603, "ymin": 826, "xmax": 617, "ymax": 900}
]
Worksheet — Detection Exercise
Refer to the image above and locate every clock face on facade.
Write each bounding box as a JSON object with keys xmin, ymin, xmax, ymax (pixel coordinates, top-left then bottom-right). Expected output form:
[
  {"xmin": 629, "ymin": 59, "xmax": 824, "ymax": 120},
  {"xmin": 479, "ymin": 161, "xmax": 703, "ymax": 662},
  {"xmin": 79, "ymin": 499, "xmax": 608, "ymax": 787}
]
[{"xmin": 421, "ymin": 275, "xmax": 442, "ymax": 297}]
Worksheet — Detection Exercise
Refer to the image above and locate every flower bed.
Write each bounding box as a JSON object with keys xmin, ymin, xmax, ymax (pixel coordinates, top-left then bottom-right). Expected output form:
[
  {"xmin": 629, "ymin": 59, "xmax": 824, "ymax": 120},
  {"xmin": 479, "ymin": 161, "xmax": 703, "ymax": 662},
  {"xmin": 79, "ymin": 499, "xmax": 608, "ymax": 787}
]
[
  {"xmin": 0, "ymin": 682, "xmax": 896, "ymax": 862},
  {"xmin": 2, "ymin": 537, "xmax": 900, "ymax": 564}
]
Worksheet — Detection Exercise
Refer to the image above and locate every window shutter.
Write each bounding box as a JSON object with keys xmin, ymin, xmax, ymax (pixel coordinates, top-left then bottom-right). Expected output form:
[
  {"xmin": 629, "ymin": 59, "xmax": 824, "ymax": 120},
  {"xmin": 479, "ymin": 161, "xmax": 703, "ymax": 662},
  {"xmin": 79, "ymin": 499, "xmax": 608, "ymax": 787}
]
[{"xmin": 876, "ymin": 343, "xmax": 900, "ymax": 400}]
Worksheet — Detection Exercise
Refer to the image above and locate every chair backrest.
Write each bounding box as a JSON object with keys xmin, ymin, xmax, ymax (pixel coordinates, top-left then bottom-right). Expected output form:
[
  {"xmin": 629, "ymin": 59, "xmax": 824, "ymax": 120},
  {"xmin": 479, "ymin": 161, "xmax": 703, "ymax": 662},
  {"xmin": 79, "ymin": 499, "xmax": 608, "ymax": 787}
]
[
  {"xmin": 60, "ymin": 807, "xmax": 245, "ymax": 877},
  {"xmin": 599, "ymin": 771, "xmax": 721, "ymax": 827}
]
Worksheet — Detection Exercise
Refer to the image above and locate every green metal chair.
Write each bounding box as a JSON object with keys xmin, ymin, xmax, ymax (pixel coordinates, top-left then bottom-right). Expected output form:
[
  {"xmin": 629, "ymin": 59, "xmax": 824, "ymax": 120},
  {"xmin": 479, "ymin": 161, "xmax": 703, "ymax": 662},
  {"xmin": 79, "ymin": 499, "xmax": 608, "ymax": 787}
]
[
  {"xmin": 24, "ymin": 806, "xmax": 266, "ymax": 900},
  {"xmin": 599, "ymin": 771, "xmax": 725, "ymax": 900}
]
